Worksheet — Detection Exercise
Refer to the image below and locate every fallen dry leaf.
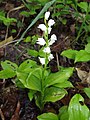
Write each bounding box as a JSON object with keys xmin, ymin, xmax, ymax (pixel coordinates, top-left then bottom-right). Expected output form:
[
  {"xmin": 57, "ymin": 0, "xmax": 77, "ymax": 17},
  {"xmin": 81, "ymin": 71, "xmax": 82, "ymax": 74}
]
[
  {"xmin": 76, "ymin": 68, "xmax": 90, "ymax": 85},
  {"xmin": 0, "ymin": 36, "xmax": 13, "ymax": 48}
]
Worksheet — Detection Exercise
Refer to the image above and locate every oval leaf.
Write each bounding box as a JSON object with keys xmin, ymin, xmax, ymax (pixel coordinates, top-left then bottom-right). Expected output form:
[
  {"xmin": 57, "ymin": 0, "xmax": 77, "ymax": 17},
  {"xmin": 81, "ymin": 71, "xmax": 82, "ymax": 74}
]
[
  {"xmin": 75, "ymin": 50, "xmax": 90, "ymax": 63},
  {"xmin": 44, "ymin": 87, "xmax": 67, "ymax": 102},
  {"xmin": 45, "ymin": 67, "xmax": 74, "ymax": 87},
  {"xmin": 68, "ymin": 94, "xmax": 89, "ymax": 120},
  {"xmin": 61, "ymin": 49, "xmax": 78, "ymax": 60},
  {"xmin": 37, "ymin": 112, "xmax": 58, "ymax": 120}
]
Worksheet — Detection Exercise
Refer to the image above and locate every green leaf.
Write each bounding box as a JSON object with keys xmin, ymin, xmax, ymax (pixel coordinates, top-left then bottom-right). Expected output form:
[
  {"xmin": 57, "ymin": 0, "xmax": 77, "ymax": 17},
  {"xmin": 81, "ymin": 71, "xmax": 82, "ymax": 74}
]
[
  {"xmin": 84, "ymin": 87, "xmax": 90, "ymax": 98},
  {"xmin": 27, "ymin": 49, "xmax": 38, "ymax": 57},
  {"xmin": 75, "ymin": 50, "xmax": 90, "ymax": 63},
  {"xmin": 1, "ymin": 60, "xmax": 18, "ymax": 71},
  {"xmin": 17, "ymin": 67, "xmax": 42, "ymax": 91},
  {"xmin": 0, "ymin": 69, "xmax": 16, "ymax": 79},
  {"xmin": 58, "ymin": 106, "xmax": 69, "ymax": 120},
  {"xmin": 44, "ymin": 87, "xmax": 67, "ymax": 102},
  {"xmin": 37, "ymin": 112, "xmax": 58, "ymax": 120},
  {"xmin": 18, "ymin": 59, "xmax": 37, "ymax": 72},
  {"xmin": 39, "ymin": 47, "xmax": 46, "ymax": 57},
  {"xmin": 16, "ymin": 71, "xmax": 28, "ymax": 87},
  {"xmin": 78, "ymin": 2, "xmax": 88, "ymax": 12},
  {"xmin": 85, "ymin": 43, "xmax": 90, "ymax": 53},
  {"xmin": 61, "ymin": 49, "xmax": 78, "ymax": 60},
  {"xmin": 24, "ymin": 36, "xmax": 31, "ymax": 42},
  {"xmin": 68, "ymin": 94, "xmax": 89, "ymax": 120},
  {"xmin": 28, "ymin": 90, "xmax": 36, "ymax": 101},
  {"xmin": 54, "ymin": 81, "xmax": 73, "ymax": 88},
  {"xmin": 45, "ymin": 67, "xmax": 74, "ymax": 88},
  {"xmin": 11, "ymin": 29, "xmax": 16, "ymax": 33},
  {"xmin": 0, "ymin": 60, "xmax": 17, "ymax": 79},
  {"xmin": 4, "ymin": 17, "xmax": 17, "ymax": 26},
  {"xmin": 26, "ymin": 68, "xmax": 42, "ymax": 91},
  {"xmin": 20, "ymin": 11, "xmax": 30, "ymax": 17}
]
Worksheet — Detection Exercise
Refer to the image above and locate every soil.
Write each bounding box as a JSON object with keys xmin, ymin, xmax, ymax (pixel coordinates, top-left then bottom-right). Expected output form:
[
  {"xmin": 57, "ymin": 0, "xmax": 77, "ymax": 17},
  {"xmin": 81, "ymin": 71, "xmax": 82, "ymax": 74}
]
[{"xmin": 0, "ymin": 0, "xmax": 90, "ymax": 120}]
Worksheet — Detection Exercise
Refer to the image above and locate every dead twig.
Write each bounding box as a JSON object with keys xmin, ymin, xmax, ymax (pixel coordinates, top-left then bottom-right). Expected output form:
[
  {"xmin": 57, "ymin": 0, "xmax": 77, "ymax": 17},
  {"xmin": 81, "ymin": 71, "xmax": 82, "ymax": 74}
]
[{"xmin": 0, "ymin": 108, "xmax": 5, "ymax": 120}]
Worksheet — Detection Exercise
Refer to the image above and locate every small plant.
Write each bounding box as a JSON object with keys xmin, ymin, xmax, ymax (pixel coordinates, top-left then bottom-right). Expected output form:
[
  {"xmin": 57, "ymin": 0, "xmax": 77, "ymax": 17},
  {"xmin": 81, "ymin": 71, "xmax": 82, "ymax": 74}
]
[
  {"xmin": 0, "ymin": 10, "xmax": 17, "ymax": 27},
  {"xmin": 61, "ymin": 42, "xmax": 90, "ymax": 63},
  {"xmin": 61, "ymin": 42, "xmax": 90, "ymax": 99},
  {"xmin": 37, "ymin": 94, "xmax": 90, "ymax": 120},
  {"xmin": 0, "ymin": 11, "xmax": 74, "ymax": 110}
]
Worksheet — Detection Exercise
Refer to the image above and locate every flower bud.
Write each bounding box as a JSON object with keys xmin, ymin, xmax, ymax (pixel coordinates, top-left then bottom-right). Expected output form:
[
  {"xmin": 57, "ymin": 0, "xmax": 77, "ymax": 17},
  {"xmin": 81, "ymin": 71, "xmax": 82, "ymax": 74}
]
[{"xmin": 45, "ymin": 11, "xmax": 50, "ymax": 20}]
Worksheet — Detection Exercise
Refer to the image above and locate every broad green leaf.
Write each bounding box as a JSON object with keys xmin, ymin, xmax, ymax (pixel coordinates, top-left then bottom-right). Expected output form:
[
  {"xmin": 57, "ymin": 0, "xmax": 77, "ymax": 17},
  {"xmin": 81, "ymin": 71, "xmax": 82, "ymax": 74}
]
[
  {"xmin": 27, "ymin": 49, "xmax": 38, "ymax": 57},
  {"xmin": 45, "ymin": 67, "xmax": 74, "ymax": 87},
  {"xmin": 84, "ymin": 88, "xmax": 90, "ymax": 98},
  {"xmin": 37, "ymin": 112, "xmax": 58, "ymax": 120},
  {"xmin": 17, "ymin": 0, "xmax": 56, "ymax": 44},
  {"xmin": 17, "ymin": 67, "xmax": 42, "ymax": 91},
  {"xmin": 1, "ymin": 60, "xmax": 18, "ymax": 71},
  {"xmin": 58, "ymin": 106, "xmax": 69, "ymax": 120},
  {"xmin": 18, "ymin": 59, "xmax": 37, "ymax": 72},
  {"xmin": 0, "ymin": 69, "xmax": 16, "ymax": 79},
  {"xmin": 54, "ymin": 81, "xmax": 73, "ymax": 88},
  {"xmin": 68, "ymin": 94, "xmax": 89, "ymax": 120},
  {"xmin": 75, "ymin": 50, "xmax": 90, "ymax": 63},
  {"xmin": 44, "ymin": 87, "xmax": 67, "ymax": 102},
  {"xmin": 26, "ymin": 68, "xmax": 42, "ymax": 91},
  {"xmin": 78, "ymin": 2, "xmax": 88, "ymax": 12},
  {"xmin": 85, "ymin": 43, "xmax": 90, "ymax": 53},
  {"xmin": 61, "ymin": 49, "xmax": 78, "ymax": 60},
  {"xmin": 0, "ymin": 60, "xmax": 17, "ymax": 79},
  {"xmin": 16, "ymin": 71, "xmax": 28, "ymax": 87}
]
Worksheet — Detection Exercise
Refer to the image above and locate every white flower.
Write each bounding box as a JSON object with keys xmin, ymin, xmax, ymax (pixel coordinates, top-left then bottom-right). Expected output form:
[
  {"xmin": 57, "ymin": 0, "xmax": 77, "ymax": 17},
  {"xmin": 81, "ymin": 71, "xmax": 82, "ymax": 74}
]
[
  {"xmin": 48, "ymin": 27, "xmax": 52, "ymax": 34},
  {"xmin": 48, "ymin": 54, "xmax": 54, "ymax": 61},
  {"xmin": 36, "ymin": 38, "xmax": 46, "ymax": 46},
  {"xmin": 49, "ymin": 34, "xmax": 57, "ymax": 45},
  {"xmin": 43, "ymin": 47, "xmax": 51, "ymax": 53},
  {"xmin": 45, "ymin": 11, "xmax": 50, "ymax": 20},
  {"xmin": 51, "ymin": 34, "xmax": 57, "ymax": 41},
  {"xmin": 38, "ymin": 24, "xmax": 47, "ymax": 32},
  {"xmin": 48, "ymin": 19, "xmax": 55, "ymax": 27},
  {"xmin": 39, "ymin": 57, "xmax": 45, "ymax": 65}
]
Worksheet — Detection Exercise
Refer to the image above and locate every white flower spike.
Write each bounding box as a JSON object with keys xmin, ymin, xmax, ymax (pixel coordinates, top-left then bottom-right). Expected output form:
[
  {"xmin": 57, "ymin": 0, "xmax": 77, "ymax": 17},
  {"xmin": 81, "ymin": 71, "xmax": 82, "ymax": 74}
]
[
  {"xmin": 48, "ymin": 19, "xmax": 55, "ymax": 27},
  {"xmin": 45, "ymin": 11, "xmax": 50, "ymax": 20},
  {"xmin": 38, "ymin": 24, "xmax": 47, "ymax": 32},
  {"xmin": 39, "ymin": 57, "xmax": 45, "ymax": 65},
  {"xmin": 43, "ymin": 47, "xmax": 51, "ymax": 53},
  {"xmin": 36, "ymin": 38, "xmax": 46, "ymax": 46}
]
